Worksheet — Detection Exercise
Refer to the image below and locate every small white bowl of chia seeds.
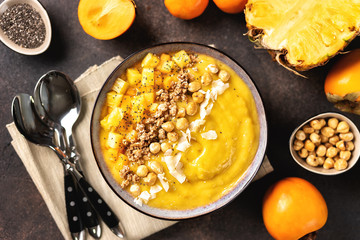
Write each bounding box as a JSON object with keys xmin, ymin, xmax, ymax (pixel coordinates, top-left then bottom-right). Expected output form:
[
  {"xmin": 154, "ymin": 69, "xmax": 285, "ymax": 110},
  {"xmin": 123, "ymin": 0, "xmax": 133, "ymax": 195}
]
[{"xmin": 0, "ymin": 0, "xmax": 51, "ymax": 55}]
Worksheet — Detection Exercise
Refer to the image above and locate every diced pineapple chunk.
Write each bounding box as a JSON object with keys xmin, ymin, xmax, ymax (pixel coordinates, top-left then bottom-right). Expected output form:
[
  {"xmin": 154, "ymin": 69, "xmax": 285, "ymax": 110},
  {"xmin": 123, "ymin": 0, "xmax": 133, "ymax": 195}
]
[
  {"xmin": 117, "ymin": 153, "xmax": 128, "ymax": 167},
  {"xmin": 107, "ymin": 106, "xmax": 114, "ymax": 114},
  {"xmin": 118, "ymin": 153, "xmax": 128, "ymax": 162},
  {"xmin": 142, "ymin": 53, "xmax": 160, "ymax": 68},
  {"xmin": 141, "ymin": 68, "xmax": 155, "ymax": 87},
  {"xmin": 131, "ymin": 94, "xmax": 146, "ymax": 106},
  {"xmin": 187, "ymin": 67, "xmax": 202, "ymax": 82},
  {"xmin": 163, "ymin": 76, "xmax": 175, "ymax": 90},
  {"xmin": 158, "ymin": 60, "xmax": 175, "ymax": 73},
  {"xmin": 107, "ymin": 148, "xmax": 119, "ymax": 162},
  {"xmin": 160, "ymin": 53, "xmax": 171, "ymax": 62},
  {"xmin": 172, "ymin": 50, "xmax": 190, "ymax": 68},
  {"xmin": 100, "ymin": 115, "xmax": 111, "ymax": 130},
  {"xmin": 120, "ymin": 95, "xmax": 132, "ymax": 112},
  {"xmin": 149, "ymin": 103, "xmax": 158, "ymax": 114},
  {"xmin": 138, "ymin": 85, "xmax": 154, "ymax": 94},
  {"xmin": 131, "ymin": 95, "xmax": 146, "ymax": 123},
  {"xmin": 126, "ymin": 68, "xmax": 142, "ymax": 86},
  {"xmin": 132, "ymin": 108, "xmax": 144, "ymax": 123},
  {"xmin": 107, "ymin": 132, "xmax": 124, "ymax": 148},
  {"xmin": 112, "ymin": 78, "xmax": 129, "ymax": 94},
  {"xmin": 143, "ymin": 93, "xmax": 155, "ymax": 108},
  {"xmin": 101, "ymin": 107, "xmax": 125, "ymax": 130},
  {"xmin": 117, "ymin": 119, "xmax": 130, "ymax": 132},
  {"xmin": 125, "ymin": 129, "xmax": 138, "ymax": 142},
  {"xmin": 114, "ymin": 153, "xmax": 127, "ymax": 171},
  {"xmin": 106, "ymin": 91, "xmax": 123, "ymax": 107},
  {"xmin": 126, "ymin": 87, "xmax": 137, "ymax": 96},
  {"xmin": 154, "ymin": 70, "xmax": 163, "ymax": 86},
  {"xmin": 108, "ymin": 107, "xmax": 125, "ymax": 126},
  {"xmin": 129, "ymin": 162, "xmax": 139, "ymax": 173}
]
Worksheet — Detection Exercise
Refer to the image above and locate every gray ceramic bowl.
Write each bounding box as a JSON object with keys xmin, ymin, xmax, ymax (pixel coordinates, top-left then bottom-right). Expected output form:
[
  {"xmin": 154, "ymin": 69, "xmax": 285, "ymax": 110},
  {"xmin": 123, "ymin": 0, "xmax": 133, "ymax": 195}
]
[
  {"xmin": 289, "ymin": 112, "xmax": 360, "ymax": 175},
  {"xmin": 90, "ymin": 42, "xmax": 268, "ymax": 220}
]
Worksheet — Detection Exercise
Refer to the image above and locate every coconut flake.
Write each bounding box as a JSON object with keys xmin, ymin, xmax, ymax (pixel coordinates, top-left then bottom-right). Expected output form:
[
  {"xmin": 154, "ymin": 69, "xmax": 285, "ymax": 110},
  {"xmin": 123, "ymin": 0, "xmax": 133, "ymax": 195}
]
[
  {"xmin": 199, "ymin": 80, "xmax": 229, "ymax": 120},
  {"xmin": 164, "ymin": 153, "xmax": 182, "ymax": 172},
  {"xmin": 174, "ymin": 153, "xmax": 182, "ymax": 166},
  {"xmin": 210, "ymin": 88, "xmax": 218, "ymax": 101},
  {"xmin": 185, "ymin": 129, "xmax": 191, "ymax": 142},
  {"xmin": 164, "ymin": 149, "xmax": 173, "ymax": 156},
  {"xmin": 201, "ymin": 130, "xmax": 217, "ymax": 140},
  {"xmin": 201, "ymin": 90, "xmax": 211, "ymax": 106},
  {"xmin": 134, "ymin": 191, "xmax": 151, "ymax": 206},
  {"xmin": 157, "ymin": 173, "xmax": 169, "ymax": 192},
  {"xmin": 171, "ymin": 170, "xmax": 186, "ymax": 184},
  {"xmin": 139, "ymin": 191, "xmax": 151, "ymax": 203},
  {"xmin": 162, "ymin": 153, "xmax": 187, "ymax": 184},
  {"xmin": 190, "ymin": 119, "xmax": 206, "ymax": 132},
  {"xmin": 150, "ymin": 185, "xmax": 162, "ymax": 194},
  {"xmin": 206, "ymin": 102, "xmax": 213, "ymax": 115},
  {"xmin": 177, "ymin": 130, "xmax": 192, "ymax": 152},
  {"xmin": 171, "ymin": 162, "xmax": 186, "ymax": 183},
  {"xmin": 134, "ymin": 197, "xmax": 143, "ymax": 206},
  {"xmin": 163, "ymin": 156, "xmax": 176, "ymax": 172},
  {"xmin": 200, "ymin": 108, "xmax": 206, "ymax": 120},
  {"xmin": 168, "ymin": 154, "xmax": 186, "ymax": 183},
  {"xmin": 150, "ymin": 185, "xmax": 163, "ymax": 199},
  {"xmin": 200, "ymin": 90, "xmax": 212, "ymax": 119},
  {"xmin": 177, "ymin": 136, "xmax": 191, "ymax": 152},
  {"xmin": 201, "ymin": 102, "xmax": 214, "ymax": 120},
  {"xmin": 212, "ymin": 79, "xmax": 229, "ymax": 96}
]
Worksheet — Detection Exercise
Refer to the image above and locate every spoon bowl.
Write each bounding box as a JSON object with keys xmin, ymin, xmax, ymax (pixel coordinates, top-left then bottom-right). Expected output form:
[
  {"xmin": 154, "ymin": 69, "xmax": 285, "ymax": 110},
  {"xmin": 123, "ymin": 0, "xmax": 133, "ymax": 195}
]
[
  {"xmin": 11, "ymin": 93, "xmax": 56, "ymax": 149},
  {"xmin": 34, "ymin": 71, "xmax": 81, "ymax": 127},
  {"xmin": 0, "ymin": 0, "xmax": 52, "ymax": 55},
  {"xmin": 34, "ymin": 70, "xmax": 81, "ymax": 152}
]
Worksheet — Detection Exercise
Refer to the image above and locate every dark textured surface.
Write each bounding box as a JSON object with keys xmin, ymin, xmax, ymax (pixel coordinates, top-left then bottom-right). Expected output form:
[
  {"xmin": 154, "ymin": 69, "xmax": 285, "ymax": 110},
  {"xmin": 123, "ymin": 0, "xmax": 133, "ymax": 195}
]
[{"xmin": 0, "ymin": 1, "xmax": 359, "ymax": 240}]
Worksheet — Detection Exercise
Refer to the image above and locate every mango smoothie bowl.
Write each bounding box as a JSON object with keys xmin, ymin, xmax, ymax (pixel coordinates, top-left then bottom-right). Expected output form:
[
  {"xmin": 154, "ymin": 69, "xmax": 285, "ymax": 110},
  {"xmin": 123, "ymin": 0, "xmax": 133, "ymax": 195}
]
[{"xmin": 90, "ymin": 43, "xmax": 267, "ymax": 219}]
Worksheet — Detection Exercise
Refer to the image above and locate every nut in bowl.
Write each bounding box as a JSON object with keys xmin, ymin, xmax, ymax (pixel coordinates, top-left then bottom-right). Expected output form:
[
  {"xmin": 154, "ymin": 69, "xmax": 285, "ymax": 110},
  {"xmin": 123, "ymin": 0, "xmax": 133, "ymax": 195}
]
[
  {"xmin": 90, "ymin": 43, "xmax": 267, "ymax": 219},
  {"xmin": 290, "ymin": 112, "xmax": 360, "ymax": 175}
]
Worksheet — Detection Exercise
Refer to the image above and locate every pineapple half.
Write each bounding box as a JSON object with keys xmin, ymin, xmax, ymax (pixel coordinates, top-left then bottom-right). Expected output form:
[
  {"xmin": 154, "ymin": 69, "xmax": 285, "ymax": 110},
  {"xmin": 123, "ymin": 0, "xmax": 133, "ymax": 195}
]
[{"xmin": 245, "ymin": 0, "xmax": 360, "ymax": 71}]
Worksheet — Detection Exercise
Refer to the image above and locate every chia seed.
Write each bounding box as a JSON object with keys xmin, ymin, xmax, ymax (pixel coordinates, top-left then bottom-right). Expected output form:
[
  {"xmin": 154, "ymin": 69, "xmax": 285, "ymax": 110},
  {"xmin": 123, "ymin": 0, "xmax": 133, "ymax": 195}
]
[{"xmin": 0, "ymin": 3, "xmax": 46, "ymax": 49}]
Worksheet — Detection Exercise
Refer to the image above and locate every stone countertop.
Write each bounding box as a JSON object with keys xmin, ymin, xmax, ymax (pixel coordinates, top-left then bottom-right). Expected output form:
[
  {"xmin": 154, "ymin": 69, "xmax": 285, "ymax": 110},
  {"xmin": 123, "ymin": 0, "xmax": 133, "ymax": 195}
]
[{"xmin": 1, "ymin": 1, "xmax": 359, "ymax": 239}]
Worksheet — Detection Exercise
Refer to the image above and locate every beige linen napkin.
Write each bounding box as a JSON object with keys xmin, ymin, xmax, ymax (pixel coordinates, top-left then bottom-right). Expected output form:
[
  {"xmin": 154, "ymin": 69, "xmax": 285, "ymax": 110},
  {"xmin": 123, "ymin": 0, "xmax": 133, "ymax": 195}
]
[{"xmin": 6, "ymin": 56, "xmax": 273, "ymax": 240}]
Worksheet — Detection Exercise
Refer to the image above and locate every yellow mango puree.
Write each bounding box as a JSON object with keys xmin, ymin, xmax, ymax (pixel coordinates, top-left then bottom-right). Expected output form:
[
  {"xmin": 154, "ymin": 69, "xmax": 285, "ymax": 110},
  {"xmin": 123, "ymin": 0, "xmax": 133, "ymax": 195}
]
[{"xmin": 99, "ymin": 51, "xmax": 259, "ymax": 210}]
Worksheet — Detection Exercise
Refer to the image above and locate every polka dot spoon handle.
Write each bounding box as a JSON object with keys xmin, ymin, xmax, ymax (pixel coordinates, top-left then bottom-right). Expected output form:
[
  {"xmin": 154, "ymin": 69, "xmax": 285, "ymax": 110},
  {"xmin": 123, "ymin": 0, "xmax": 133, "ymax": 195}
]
[
  {"xmin": 76, "ymin": 173, "xmax": 101, "ymax": 238},
  {"xmin": 78, "ymin": 178, "xmax": 125, "ymax": 238},
  {"xmin": 64, "ymin": 171, "xmax": 85, "ymax": 239}
]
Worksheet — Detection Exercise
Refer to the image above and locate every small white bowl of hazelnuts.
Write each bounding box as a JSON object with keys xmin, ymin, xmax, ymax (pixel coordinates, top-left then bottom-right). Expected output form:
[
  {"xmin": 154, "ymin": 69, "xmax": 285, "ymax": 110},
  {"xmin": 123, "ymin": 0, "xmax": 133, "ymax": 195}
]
[{"xmin": 289, "ymin": 112, "xmax": 360, "ymax": 175}]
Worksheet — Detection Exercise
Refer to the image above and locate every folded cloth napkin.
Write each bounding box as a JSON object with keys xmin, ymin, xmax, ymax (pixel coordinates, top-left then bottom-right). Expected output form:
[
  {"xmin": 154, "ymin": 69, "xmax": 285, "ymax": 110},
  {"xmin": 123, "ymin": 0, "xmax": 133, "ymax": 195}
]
[{"xmin": 6, "ymin": 56, "xmax": 273, "ymax": 240}]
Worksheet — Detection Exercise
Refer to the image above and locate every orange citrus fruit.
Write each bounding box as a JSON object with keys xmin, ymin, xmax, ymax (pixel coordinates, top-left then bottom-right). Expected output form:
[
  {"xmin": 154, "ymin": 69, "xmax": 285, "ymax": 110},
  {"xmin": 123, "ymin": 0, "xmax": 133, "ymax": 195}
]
[
  {"xmin": 213, "ymin": 0, "xmax": 247, "ymax": 14},
  {"xmin": 164, "ymin": 0, "xmax": 209, "ymax": 20}
]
